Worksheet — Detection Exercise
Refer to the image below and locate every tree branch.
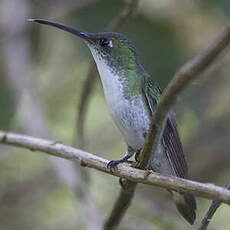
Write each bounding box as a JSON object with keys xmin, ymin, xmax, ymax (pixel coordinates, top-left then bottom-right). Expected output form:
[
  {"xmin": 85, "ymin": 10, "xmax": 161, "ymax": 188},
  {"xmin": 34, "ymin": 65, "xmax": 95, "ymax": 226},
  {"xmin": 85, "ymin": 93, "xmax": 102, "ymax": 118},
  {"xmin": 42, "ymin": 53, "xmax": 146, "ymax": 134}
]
[
  {"xmin": 198, "ymin": 183, "xmax": 230, "ymax": 230},
  {"xmin": 0, "ymin": 130, "xmax": 230, "ymax": 204}
]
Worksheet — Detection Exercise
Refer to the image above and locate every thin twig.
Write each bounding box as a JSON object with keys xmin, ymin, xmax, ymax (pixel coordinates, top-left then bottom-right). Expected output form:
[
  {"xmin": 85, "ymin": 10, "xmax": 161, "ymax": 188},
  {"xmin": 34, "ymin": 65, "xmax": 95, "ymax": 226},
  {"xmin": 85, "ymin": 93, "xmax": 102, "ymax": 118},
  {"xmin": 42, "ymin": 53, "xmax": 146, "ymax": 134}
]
[
  {"xmin": 198, "ymin": 183, "xmax": 230, "ymax": 230},
  {"xmin": 0, "ymin": 130, "xmax": 230, "ymax": 204},
  {"xmin": 76, "ymin": 0, "xmax": 139, "ymax": 148}
]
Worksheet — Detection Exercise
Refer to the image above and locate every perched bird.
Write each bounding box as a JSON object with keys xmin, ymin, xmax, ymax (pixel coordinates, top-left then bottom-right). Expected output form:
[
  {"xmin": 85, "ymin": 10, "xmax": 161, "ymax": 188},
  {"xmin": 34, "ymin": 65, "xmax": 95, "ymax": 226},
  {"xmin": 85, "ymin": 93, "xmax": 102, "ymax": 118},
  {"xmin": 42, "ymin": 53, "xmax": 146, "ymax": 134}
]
[{"xmin": 28, "ymin": 19, "xmax": 196, "ymax": 224}]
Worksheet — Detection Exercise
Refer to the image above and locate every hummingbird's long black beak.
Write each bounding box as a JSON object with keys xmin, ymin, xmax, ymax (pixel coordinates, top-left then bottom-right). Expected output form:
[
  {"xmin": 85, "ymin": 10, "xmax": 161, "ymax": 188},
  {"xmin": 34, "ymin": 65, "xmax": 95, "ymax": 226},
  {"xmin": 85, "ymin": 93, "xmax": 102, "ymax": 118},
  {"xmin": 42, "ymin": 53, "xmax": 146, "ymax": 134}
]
[{"xmin": 27, "ymin": 19, "xmax": 92, "ymax": 43}]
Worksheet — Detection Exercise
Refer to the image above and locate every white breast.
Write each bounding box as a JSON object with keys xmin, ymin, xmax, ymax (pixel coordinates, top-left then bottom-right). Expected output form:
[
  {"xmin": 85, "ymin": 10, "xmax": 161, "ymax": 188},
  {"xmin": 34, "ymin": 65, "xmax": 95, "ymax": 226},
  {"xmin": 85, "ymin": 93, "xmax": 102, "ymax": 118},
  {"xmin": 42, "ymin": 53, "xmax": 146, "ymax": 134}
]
[{"xmin": 89, "ymin": 46, "xmax": 150, "ymax": 150}]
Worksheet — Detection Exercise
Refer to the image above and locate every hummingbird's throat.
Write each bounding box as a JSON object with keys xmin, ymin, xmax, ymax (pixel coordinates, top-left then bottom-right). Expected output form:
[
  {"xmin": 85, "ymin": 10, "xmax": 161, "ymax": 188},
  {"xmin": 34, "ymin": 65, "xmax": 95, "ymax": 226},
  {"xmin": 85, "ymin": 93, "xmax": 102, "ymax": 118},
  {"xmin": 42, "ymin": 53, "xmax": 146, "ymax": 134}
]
[
  {"xmin": 88, "ymin": 44, "xmax": 120, "ymax": 77},
  {"xmin": 88, "ymin": 43, "xmax": 142, "ymax": 100}
]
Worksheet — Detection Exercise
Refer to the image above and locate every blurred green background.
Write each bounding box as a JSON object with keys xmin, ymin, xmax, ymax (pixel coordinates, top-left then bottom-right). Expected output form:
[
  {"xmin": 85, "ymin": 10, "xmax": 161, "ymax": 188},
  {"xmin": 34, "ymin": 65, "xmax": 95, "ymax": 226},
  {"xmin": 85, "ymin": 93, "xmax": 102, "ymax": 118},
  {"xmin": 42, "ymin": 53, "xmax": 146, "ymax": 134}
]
[{"xmin": 0, "ymin": 0, "xmax": 230, "ymax": 229}]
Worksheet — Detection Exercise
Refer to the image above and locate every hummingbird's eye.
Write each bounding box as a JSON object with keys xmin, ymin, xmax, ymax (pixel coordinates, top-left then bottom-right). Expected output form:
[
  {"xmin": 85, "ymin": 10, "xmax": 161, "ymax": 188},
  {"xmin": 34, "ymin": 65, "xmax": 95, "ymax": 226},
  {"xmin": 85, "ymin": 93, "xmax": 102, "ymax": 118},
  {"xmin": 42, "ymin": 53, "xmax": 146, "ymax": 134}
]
[{"xmin": 99, "ymin": 38, "xmax": 113, "ymax": 48}]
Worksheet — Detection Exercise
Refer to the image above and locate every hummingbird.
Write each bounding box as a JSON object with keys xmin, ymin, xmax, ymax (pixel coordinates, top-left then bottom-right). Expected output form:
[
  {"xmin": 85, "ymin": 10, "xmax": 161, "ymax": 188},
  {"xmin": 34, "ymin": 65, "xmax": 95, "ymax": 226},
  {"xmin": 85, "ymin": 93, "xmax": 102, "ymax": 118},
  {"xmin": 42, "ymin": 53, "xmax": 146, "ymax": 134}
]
[{"xmin": 28, "ymin": 19, "xmax": 196, "ymax": 224}]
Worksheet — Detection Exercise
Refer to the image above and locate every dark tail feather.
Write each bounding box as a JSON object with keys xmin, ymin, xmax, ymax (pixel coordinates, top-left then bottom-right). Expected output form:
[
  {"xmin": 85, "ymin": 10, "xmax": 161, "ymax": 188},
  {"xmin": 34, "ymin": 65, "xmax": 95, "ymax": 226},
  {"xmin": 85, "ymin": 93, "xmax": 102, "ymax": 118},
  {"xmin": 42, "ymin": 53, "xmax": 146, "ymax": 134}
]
[{"xmin": 172, "ymin": 192, "xmax": 196, "ymax": 224}]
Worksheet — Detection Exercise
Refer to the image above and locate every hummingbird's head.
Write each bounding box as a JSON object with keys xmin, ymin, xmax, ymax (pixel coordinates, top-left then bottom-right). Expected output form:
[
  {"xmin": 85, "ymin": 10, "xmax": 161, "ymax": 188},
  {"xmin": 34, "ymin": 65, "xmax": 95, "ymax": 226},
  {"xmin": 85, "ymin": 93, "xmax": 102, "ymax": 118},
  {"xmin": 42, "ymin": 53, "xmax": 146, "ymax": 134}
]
[
  {"xmin": 28, "ymin": 19, "xmax": 138, "ymax": 74},
  {"xmin": 84, "ymin": 32, "xmax": 138, "ymax": 73}
]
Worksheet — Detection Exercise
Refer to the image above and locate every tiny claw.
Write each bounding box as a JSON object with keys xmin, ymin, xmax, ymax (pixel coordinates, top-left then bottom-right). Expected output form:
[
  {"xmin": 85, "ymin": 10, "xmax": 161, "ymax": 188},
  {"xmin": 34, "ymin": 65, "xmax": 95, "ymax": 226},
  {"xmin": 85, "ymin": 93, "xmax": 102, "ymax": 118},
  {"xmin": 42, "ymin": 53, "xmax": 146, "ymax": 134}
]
[
  {"xmin": 107, "ymin": 159, "xmax": 134, "ymax": 170},
  {"xmin": 107, "ymin": 160, "xmax": 119, "ymax": 170}
]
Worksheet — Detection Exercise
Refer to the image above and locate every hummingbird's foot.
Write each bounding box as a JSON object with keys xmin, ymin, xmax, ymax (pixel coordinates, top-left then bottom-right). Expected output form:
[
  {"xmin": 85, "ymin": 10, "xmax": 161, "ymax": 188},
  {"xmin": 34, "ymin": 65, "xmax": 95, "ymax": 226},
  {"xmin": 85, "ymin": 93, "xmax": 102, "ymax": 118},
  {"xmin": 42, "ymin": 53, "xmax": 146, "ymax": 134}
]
[
  {"xmin": 107, "ymin": 159, "xmax": 133, "ymax": 170},
  {"xmin": 107, "ymin": 147, "xmax": 135, "ymax": 170}
]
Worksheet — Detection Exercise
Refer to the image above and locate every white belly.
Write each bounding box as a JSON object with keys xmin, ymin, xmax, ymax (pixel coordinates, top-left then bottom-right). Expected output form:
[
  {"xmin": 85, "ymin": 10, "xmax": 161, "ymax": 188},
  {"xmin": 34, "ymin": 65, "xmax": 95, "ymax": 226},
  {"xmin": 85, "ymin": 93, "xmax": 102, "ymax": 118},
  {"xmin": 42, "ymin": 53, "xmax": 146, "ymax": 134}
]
[
  {"xmin": 89, "ymin": 47, "xmax": 150, "ymax": 149},
  {"xmin": 109, "ymin": 95, "xmax": 150, "ymax": 150}
]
